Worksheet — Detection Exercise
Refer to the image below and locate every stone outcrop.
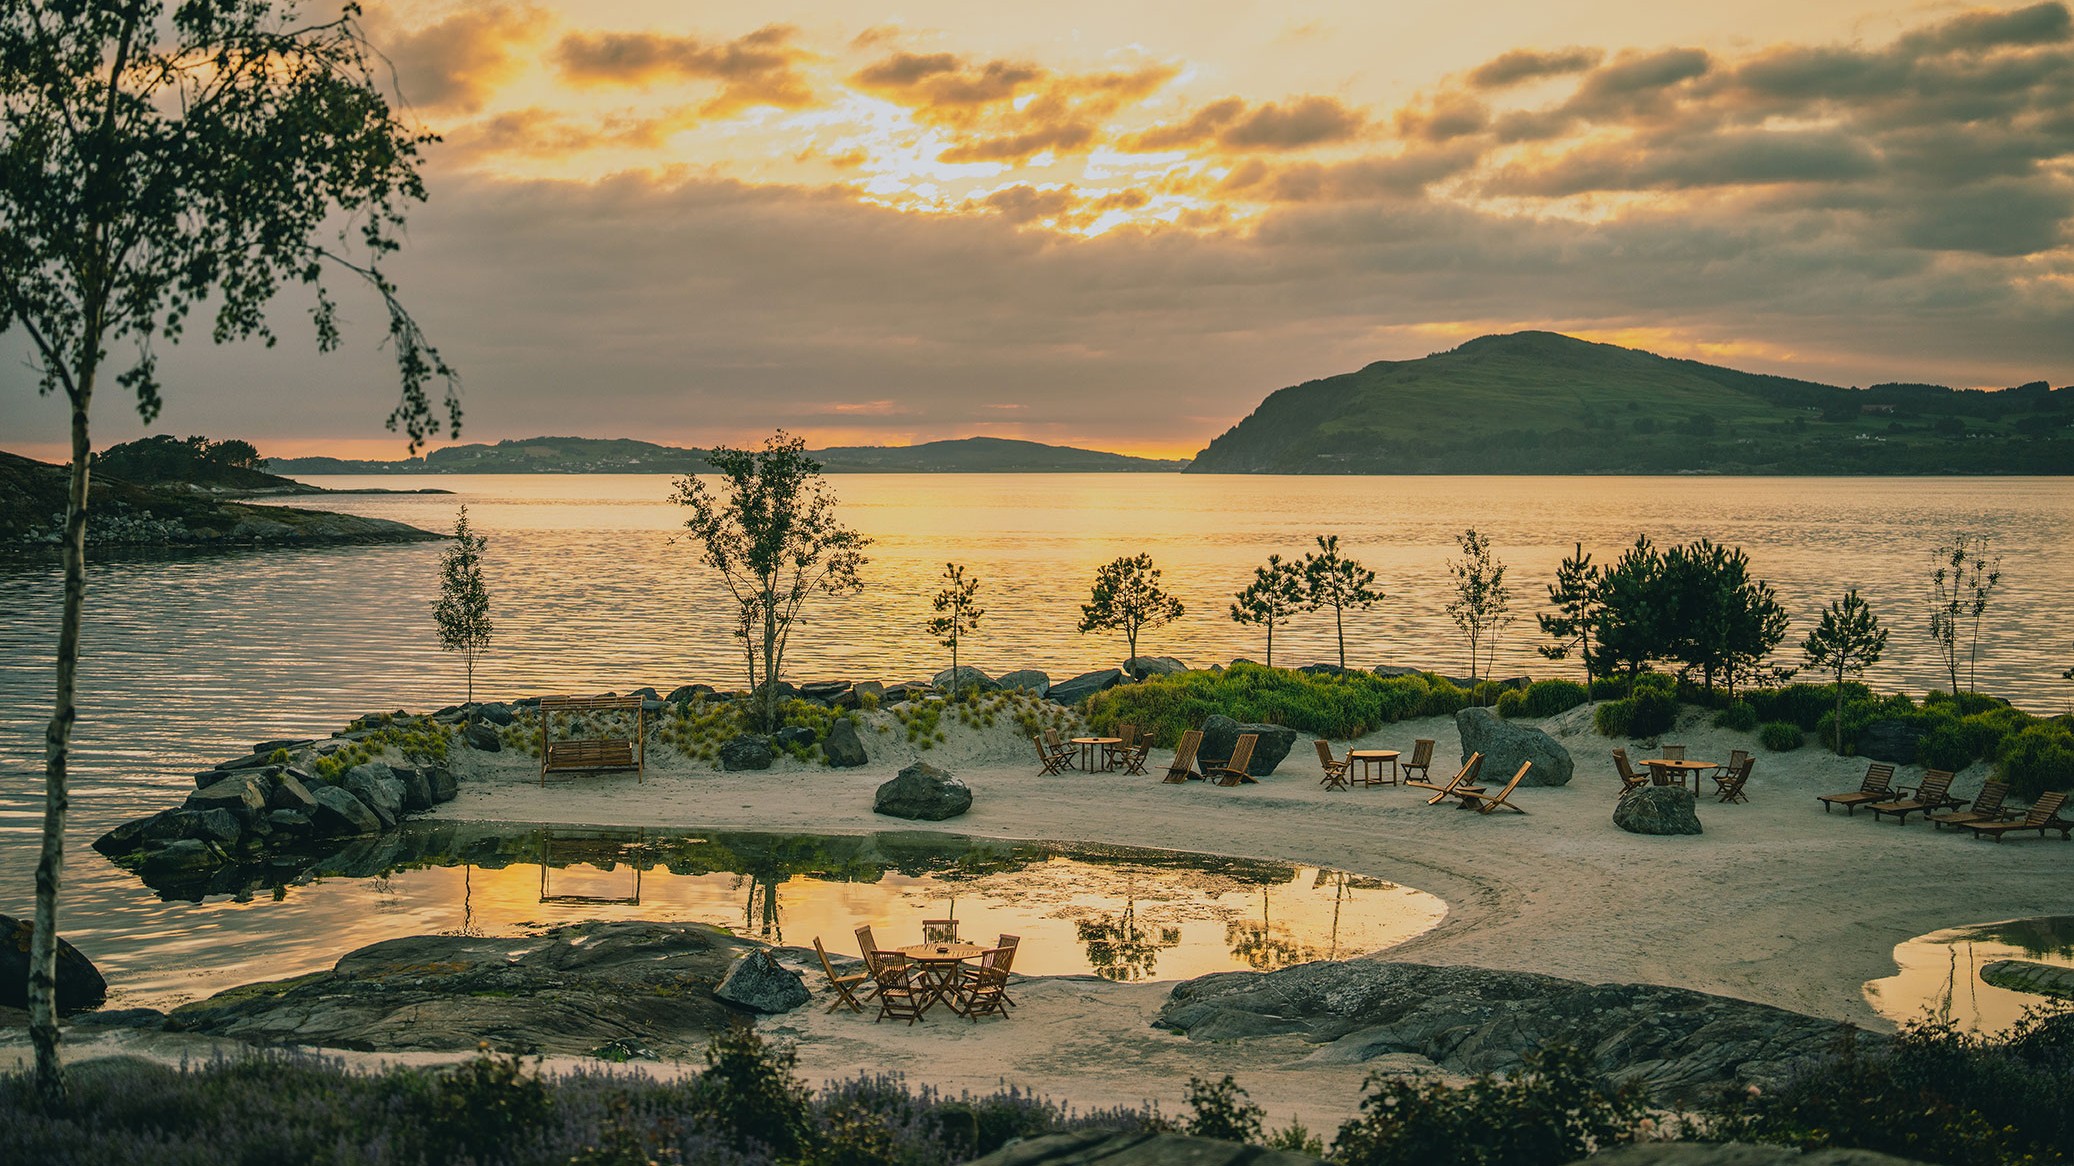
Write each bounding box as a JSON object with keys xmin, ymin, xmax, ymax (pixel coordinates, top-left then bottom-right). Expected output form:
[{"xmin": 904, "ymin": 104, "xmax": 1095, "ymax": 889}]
[
  {"xmin": 996, "ymin": 670, "xmax": 1050, "ymax": 696},
  {"xmin": 933, "ymin": 665, "xmax": 997, "ymax": 692},
  {"xmin": 1153, "ymin": 959, "xmax": 1874, "ymax": 1104},
  {"xmin": 1047, "ymin": 668, "xmax": 1123, "ymax": 706},
  {"xmin": 1124, "ymin": 656, "xmax": 1189, "ymax": 679},
  {"xmin": 1456, "ymin": 706, "xmax": 1574, "ymax": 787},
  {"xmin": 823, "ymin": 719, "xmax": 869, "ymax": 768},
  {"xmin": 713, "ymin": 950, "xmax": 810, "ymax": 1013},
  {"xmin": 874, "ymin": 761, "xmax": 973, "ymax": 821},
  {"xmin": 1199, "ymin": 714, "xmax": 1297, "ymax": 777},
  {"xmin": 1, "ymin": 912, "xmax": 108, "ymax": 1014},
  {"xmin": 1615, "ymin": 786, "xmax": 1703, "ymax": 836},
  {"xmin": 967, "ymin": 1131, "xmax": 1323, "ymax": 1166},
  {"xmin": 719, "ymin": 734, "xmax": 775, "ymax": 771},
  {"xmin": 1981, "ymin": 958, "xmax": 2074, "ymax": 999},
  {"xmin": 462, "ymin": 721, "xmax": 502, "ymax": 752},
  {"xmin": 167, "ymin": 921, "xmax": 756, "ymax": 1056}
]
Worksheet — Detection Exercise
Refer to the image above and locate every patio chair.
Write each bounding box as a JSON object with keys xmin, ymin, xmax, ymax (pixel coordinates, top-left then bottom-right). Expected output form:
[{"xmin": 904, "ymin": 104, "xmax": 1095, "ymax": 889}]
[
  {"xmin": 1714, "ymin": 756, "xmax": 1755, "ymax": 804},
  {"xmin": 1315, "ymin": 740, "xmax": 1351, "ymax": 791},
  {"xmin": 871, "ymin": 952, "xmax": 928, "ymax": 1024},
  {"xmin": 1105, "ymin": 724, "xmax": 1139, "ymax": 768},
  {"xmin": 1114, "ymin": 731, "xmax": 1153, "ymax": 776},
  {"xmin": 1043, "ymin": 728, "xmax": 1075, "ymax": 769},
  {"xmin": 814, "ymin": 936, "xmax": 873, "ymax": 1013},
  {"xmin": 1613, "ymin": 749, "xmax": 1652, "ymax": 797},
  {"xmin": 1163, "ymin": 729, "xmax": 1204, "ymax": 783},
  {"xmin": 1868, "ymin": 769, "xmax": 1963, "ymax": 825},
  {"xmin": 1929, "ymin": 781, "xmax": 2010, "ymax": 831},
  {"xmin": 1455, "ymin": 761, "xmax": 1532, "ymax": 814},
  {"xmin": 1032, "ymin": 733, "xmax": 1074, "ymax": 775},
  {"xmin": 1400, "ymin": 739, "xmax": 1436, "ymax": 784},
  {"xmin": 1962, "ymin": 790, "xmax": 2072, "ymax": 842},
  {"xmin": 922, "ymin": 918, "xmax": 959, "ymax": 943},
  {"xmin": 1207, "ymin": 734, "xmax": 1258, "ymax": 786},
  {"xmin": 1818, "ymin": 763, "xmax": 1896, "ymax": 814},
  {"xmin": 854, "ymin": 924, "xmax": 886, "ymax": 984},
  {"xmin": 1659, "ymin": 745, "xmax": 1686, "ymax": 761},
  {"xmin": 1710, "ymin": 749, "xmax": 1751, "ymax": 783},
  {"xmin": 951, "ymin": 946, "xmax": 1013, "ymax": 1020},
  {"xmin": 1413, "ymin": 752, "xmax": 1483, "ymax": 804}
]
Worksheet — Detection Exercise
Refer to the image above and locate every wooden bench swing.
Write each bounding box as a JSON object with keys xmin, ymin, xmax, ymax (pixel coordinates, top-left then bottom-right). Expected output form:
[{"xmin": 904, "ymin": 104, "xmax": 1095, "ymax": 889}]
[{"xmin": 537, "ymin": 694, "xmax": 645, "ymax": 784}]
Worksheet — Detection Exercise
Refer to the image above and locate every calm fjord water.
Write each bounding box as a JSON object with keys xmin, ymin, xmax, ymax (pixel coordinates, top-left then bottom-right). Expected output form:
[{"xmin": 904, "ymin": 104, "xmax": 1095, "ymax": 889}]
[{"xmin": 0, "ymin": 472, "xmax": 2070, "ymax": 1006}]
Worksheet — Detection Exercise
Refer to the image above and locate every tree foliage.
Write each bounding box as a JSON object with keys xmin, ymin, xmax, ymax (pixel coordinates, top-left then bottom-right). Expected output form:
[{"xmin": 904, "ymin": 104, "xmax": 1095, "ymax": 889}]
[
  {"xmin": 433, "ymin": 506, "xmax": 492, "ymax": 702},
  {"xmin": 672, "ymin": 432, "xmax": 869, "ymax": 731},
  {"xmin": 1078, "ymin": 553, "xmax": 1184, "ymax": 663},
  {"xmin": 927, "ymin": 562, "xmax": 983, "ymax": 684},
  {"xmin": 2, "ymin": 0, "xmax": 456, "ymax": 1104},
  {"xmin": 1537, "ymin": 542, "xmax": 1602, "ymax": 688},
  {"xmin": 97, "ymin": 433, "xmax": 264, "ymax": 482},
  {"xmin": 1928, "ymin": 533, "xmax": 2001, "ymax": 695},
  {"xmin": 1802, "ymin": 589, "xmax": 1888, "ymax": 757},
  {"xmin": 1589, "ymin": 536, "xmax": 1787, "ymax": 693},
  {"xmin": 1228, "ymin": 553, "xmax": 1304, "ymax": 667},
  {"xmin": 1301, "ymin": 534, "xmax": 1381, "ymax": 669},
  {"xmin": 1446, "ymin": 528, "xmax": 1512, "ymax": 683}
]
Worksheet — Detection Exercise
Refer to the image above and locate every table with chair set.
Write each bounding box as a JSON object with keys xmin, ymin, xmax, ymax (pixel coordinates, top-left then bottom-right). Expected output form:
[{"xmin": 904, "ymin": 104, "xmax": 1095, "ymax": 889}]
[
  {"xmin": 1035, "ymin": 725, "xmax": 1149, "ymax": 774},
  {"xmin": 1315, "ymin": 738, "xmax": 1432, "ymax": 791},
  {"xmin": 815, "ymin": 918, "xmax": 1022, "ymax": 1023},
  {"xmin": 1613, "ymin": 747, "xmax": 1753, "ymax": 803}
]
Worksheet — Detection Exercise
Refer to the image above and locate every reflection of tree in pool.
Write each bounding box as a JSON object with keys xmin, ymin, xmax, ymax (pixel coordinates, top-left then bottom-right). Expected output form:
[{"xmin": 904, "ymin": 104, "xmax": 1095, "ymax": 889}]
[
  {"xmin": 1076, "ymin": 900, "xmax": 1181, "ymax": 982},
  {"xmin": 1970, "ymin": 917, "xmax": 2074, "ymax": 960},
  {"xmin": 1226, "ymin": 887, "xmax": 1321, "ymax": 972}
]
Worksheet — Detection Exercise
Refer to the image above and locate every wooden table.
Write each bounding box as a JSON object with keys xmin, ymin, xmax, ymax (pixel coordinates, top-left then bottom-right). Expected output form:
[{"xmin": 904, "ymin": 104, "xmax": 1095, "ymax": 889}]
[
  {"xmin": 1640, "ymin": 758, "xmax": 1714, "ymax": 792},
  {"xmin": 1348, "ymin": 749, "xmax": 1401, "ymax": 786},
  {"xmin": 897, "ymin": 941, "xmax": 984, "ymax": 1012},
  {"xmin": 1071, "ymin": 737, "xmax": 1121, "ymax": 772}
]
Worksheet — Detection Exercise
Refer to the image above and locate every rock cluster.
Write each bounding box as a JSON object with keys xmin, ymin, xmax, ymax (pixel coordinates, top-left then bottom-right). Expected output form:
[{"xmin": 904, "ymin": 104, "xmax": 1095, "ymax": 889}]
[
  {"xmin": 1456, "ymin": 706, "xmax": 1574, "ymax": 786},
  {"xmin": 1154, "ymin": 959, "xmax": 1876, "ymax": 1104}
]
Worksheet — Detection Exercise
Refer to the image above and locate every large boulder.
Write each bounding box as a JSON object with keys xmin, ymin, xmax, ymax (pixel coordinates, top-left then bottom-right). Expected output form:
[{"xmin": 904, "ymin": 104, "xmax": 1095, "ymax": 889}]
[
  {"xmin": 719, "ymin": 734, "xmax": 775, "ymax": 771},
  {"xmin": 267, "ymin": 772, "xmax": 319, "ymax": 814},
  {"xmin": 1456, "ymin": 706, "xmax": 1573, "ymax": 787},
  {"xmin": 1047, "ymin": 668, "xmax": 1123, "ymax": 706},
  {"xmin": 392, "ymin": 766, "xmax": 435, "ymax": 813},
  {"xmin": 186, "ymin": 773, "xmax": 267, "ymax": 817},
  {"xmin": 475, "ymin": 702, "xmax": 517, "ymax": 726},
  {"xmin": 2, "ymin": 911, "xmax": 109, "ymax": 1014},
  {"xmin": 933, "ymin": 665, "xmax": 996, "ymax": 693},
  {"xmin": 1856, "ymin": 718, "xmax": 1925, "ymax": 765},
  {"xmin": 713, "ymin": 950, "xmax": 810, "ymax": 1014},
  {"xmin": 462, "ymin": 721, "xmax": 502, "ymax": 752},
  {"xmin": 774, "ymin": 726, "xmax": 816, "ymax": 750},
  {"xmin": 1614, "ymin": 785, "xmax": 1703, "ymax": 836},
  {"xmin": 823, "ymin": 719, "xmax": 869, "ymax": 768},
  {"xmin": 666, "ymin": 683, "xmax": 716, "ymax": 706},
  {"xmin": 1125, "ymin": 656, "xmax": 1189, "ymax": 680},
  {"xmin": 341, "ymin": 763, "xmax": 405, "ymax": 827},
  {"xmin": 873, "ymin": 761, "xmax": 973, "ymax": 821},
  {"xmin": 1199, "ymin": 714, "xmax": 1297, "ymax": 777},
  {"xmin": 426, "ymin": 767, "xmax": 459, "ymax": 803},
  {"xmin": 798, "ymin": 680, "xmax": 852, "ymax": 703},
  {"xmin": 967, "ymin": 1131, "xmax": 1325, "ymax": 1166},
  {"xmin": 995, "ymin": 669, "xmax": 1050, "ymax": 696},
  {"xmin": 309, "ymin": 785, "xmax": 383, "ymax": 837}
]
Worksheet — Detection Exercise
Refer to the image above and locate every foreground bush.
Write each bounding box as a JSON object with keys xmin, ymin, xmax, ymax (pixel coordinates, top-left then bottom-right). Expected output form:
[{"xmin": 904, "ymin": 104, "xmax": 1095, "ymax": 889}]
[
  {"xmin": 1332, "ymin": 1045, "xmax": 1647, "ymax": 1166},
  {"xmin": 1997, "ymin": 721, "xmax": 2074, "ymax": 801},
  {"xmin": 1084, "ymin": 663, "xmax": 1456, "ymax": 745}
]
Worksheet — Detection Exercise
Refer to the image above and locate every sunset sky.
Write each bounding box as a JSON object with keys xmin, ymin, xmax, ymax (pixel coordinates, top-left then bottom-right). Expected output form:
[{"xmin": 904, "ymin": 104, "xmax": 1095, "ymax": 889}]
[{"xmin": 5, "ymin": 0, "xmax": 2073, "ymax": 460}]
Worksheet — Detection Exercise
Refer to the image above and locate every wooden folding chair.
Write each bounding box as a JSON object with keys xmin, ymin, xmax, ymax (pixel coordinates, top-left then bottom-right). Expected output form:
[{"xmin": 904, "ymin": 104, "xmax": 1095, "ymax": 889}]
[
  {"xmin": 1868, "ymin": 769, "xmax": 1962, "ymax": 825},
  {"xmin": 1710, "ymin": 749, "xmax": 1750, "ymax": 783},
  {"xmin": 993, "ymin": 933, "xmax": 1020, "ymax": 1007},
  {"xmin": 1714, "ymin": 756, "xmax": 1754, "ymax": 804},
  {"xmin": 1930, "ymin": 781, "xmax": 2010, "ymax": 831},
  {"xmin": 1163, "ymin": 729, "xmax": 1204, "ymax": 783},
  {"xmin": 1413, "ymin": 752, "xmax": 1483, "ymax": 804},
  {"xmin": 871, "ymin": 952, "xmax": 928, "ymax": 1024},
  {"xmin": 854, "ymin": 924, "xmax": 882, "ymax": 979},
  {"xmin": 814, "ymin": 936, "xmax": 873, "ymax": 1013},
  {"xmin": 1315, "ymin": 740, "xmax": 1351, "ymax": 791},
  {"xmin": 1043, "ymin": 728, "xmax": 1076, "ymax": 769},
  {"xmin": 1963, "ymin": 790, "xmax": 2071, "ymax": 842},
  {"xmin": 951, "ymin": 946, "xmax": 1013, "ymax": 1020},
  {"xmin": 922, "ymin": 918, "xmax": 959, "ymax": 943},
  {"xmin": 1400, "ymin": 738, "xmax": 1436, "ymax": 784},
  {"xmin": 1032, "ymin": 734, "xmax": 1073, "ymax": 775},
  {"xmin": 1818, "ymin": 762, "xmax": 1896, "ymax": 814},
  {"xmin": 1454, "ymin": 761, "xmax": 1532, "ymax": 814},
  {"xmin": 1207, "ymin": 734, "xmax": 1258, "ymax": 786},
  {"xmin": 1659, "ymin": 744, "xmax": 1686, "ymax": 761},
  {"xmin": 1612, "ymin": 748, "xmax": 1653, "ymax": 797},
  {"xmin": 1105, "ymin": 724, "xmax": 1139, "ymax": 769}
]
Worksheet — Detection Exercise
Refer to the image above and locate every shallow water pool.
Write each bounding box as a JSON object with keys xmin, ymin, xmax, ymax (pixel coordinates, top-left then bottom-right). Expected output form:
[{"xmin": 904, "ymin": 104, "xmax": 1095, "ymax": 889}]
[{"xmin": 1865, "ymin": 916, "xmax": 2074, "ymax": 1033}]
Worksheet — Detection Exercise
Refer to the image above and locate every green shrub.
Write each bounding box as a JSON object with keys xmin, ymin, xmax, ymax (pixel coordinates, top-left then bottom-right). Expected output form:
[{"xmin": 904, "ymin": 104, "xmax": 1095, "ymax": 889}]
[
  {"xmin": 1418, "ymin": 678, "xmax": 1470, "ymax": 718},
  {"xmin": 1593, "ymin": 699, "xmax": 1634, "ymax": 738},
  {"xmin": 1917, "ymin": 717, "xmax": 1978, "ymax": 771},
  {"xmin": 1331, "ymin": 1045, "xmax": 1646, "ymax": 1166},
  {"xmin": 1085, "ymin": 663, "xmax": 1449, "ymax": 746},
  {"xmin": 1522, "ymin": 679, "xmax": 1590, "ymax": 718},
  {"xmin": 1631, "ymin": 672, "xmax": 1676, "ymax": 697},
  {"xmin": 1997, "ymin": 721, "xmax": 2074, "ymax": 802},
  {"xmin": 1494, "ymin": 689, "xmax": 1527, "ymax": 718},
  {"xmin": 1713, "ymin": 701, "xmax": 1759, "ymax": 732},
  {"xmin": 1759, "ymin": 721, "xmax": 1805, "ymax": 751},
  {"xmin": 689, "ymin": 1028, "xmax": 813, "ymax": 1157},
  {"xmin": 1183, "ymin": 1075, "xmax": 1263, "ymax": 1144},
  {"xmin": 1749, "ymin": 683, "xmax": 1839, "ymax": 731},
  {"xmin": 1589, "ymin": 675, "xmax": 1630, "ymax": 700},
  {"xmin": 1627, "ymin": 689, "xmax": 1678, "ymax": 738}
]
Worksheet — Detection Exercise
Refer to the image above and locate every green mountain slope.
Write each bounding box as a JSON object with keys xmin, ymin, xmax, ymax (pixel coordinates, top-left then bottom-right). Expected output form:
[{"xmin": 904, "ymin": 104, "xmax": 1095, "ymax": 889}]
[
  {"xmin": 1186, "ymin": 331, "xmax": 2073, "ymax": 474},
  {"xmin": 265, "ymin": 435, "xmax": 1182, "ymax": 475}
]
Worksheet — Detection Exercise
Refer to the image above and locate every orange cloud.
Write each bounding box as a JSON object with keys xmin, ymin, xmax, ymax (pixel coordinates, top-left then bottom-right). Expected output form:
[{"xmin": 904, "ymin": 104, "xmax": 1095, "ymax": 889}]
[
  {"xmin": 366, "ymin": 2, "xmax": 549, "ymax": 115},
  {"xmin": 1125, "ymin": 95, "xmax": 1365, "ymax": 153},
  {"xmin": 554, "ymin": 25, "xmax": 814, "ymax": 115}
]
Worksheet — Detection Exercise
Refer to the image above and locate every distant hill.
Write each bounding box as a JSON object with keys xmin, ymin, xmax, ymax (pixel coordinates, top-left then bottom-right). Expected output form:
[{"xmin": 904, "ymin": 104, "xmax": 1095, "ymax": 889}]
[
  {"xmin": 1186, "ymin": 331, "xmax": 2073, "ymax": 474},
  {"xmin": 266, "ymin": 435, "xmax": 1185, "ymax": 476}
]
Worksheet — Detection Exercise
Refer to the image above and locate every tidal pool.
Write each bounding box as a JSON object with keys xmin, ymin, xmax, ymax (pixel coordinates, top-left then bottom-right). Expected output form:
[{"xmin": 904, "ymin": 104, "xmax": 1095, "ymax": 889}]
[
  {"xmin": 88, "ymin": 824, "xmax": 1446, "ymax": 1010},
  {"xmin": 1865, "ymin": 916, "xmax": 2074, "ymax": 1033}
]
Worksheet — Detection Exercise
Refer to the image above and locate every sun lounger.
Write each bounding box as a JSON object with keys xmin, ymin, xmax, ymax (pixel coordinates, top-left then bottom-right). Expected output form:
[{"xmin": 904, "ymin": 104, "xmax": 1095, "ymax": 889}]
[
  {"xmin": 1962, "ymin": 790, "xmax": 2071, "ymax": 842},
  {"xmin": 1868, "ymin": 769, "xmax": 1962, "ymax": 825},
  {"xmin": 1454, "ymin": 761, "xmax": 1532, "ymax": 814},
  {"xmin": 1929, "ymin": 780, "xmax": 2009, "ymax": 831},
  {"xmin": 1400, "ymin": 739, "xmax": 1436, "ymax": 783},
  {"xmin": 1315, "ymin": 740, "xmax": 1351, "ymax": 790},
  {"xmin": 1817, "ymin": 763, "xmax": 1896, "ymax": 814},
  {"xmin": 1163, "ymin": 729, "xmax": 1204, "ymax": 783},
  {"xmin": 1412, "ymin": 752, "xmax": 1484, "ymax": 804},
  {"xmin": 814, "ymin": 936, "xmax": 873, "ymax": 1013},
  {"xmin": 1207, "ymin": 734, "xmax": 1258, "ymax": 786}
]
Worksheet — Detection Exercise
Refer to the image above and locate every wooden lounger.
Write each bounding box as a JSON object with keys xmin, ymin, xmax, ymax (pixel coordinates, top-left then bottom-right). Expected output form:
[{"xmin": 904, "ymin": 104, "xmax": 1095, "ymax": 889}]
[
  {"xmin": 1413, "ymin": 752, "xmax": 1484, "ymax": 805},
  {"xmin": 1962, "ymin": 790, "xmax": 2071, "ymax": 842},
  {"xmin": 1454, "ymin": 761, "xmax": 1532, "ymax": 814},
  {"xmin": 1207, "ymin": 734, "xmax": 1258, "ymax": 786},
  {"xmin": 1929, "ymin": 780, "xmax": 2009, "ymax": 831},
  {"xmin": 1163, "ymin": 729, "xmax": 1204, "ymax": 783},
  {"xmin": 1867, "ymin": 769, "xmax": 1962, "ymax": 825},
  {"xmin": 1817, "ymin": 763, "xmax": 1895, "ymax": 814}
]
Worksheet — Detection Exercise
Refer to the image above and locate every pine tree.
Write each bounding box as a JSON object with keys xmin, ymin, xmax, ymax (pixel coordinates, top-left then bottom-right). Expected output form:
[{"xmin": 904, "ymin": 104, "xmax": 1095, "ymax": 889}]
[
  {"xmin": 1537, "ymin": 543, "xmax": 1602, "ymax": 688},
  {"xmin": 434, "ymin": 507, "xmax": 493, "ymax": 702},
  {"xmin": 1079, "ymin": 553, "xmax": 1184, "ymax": 663},
  {"xmin": 1300, "ymin": 535, "xmax": 1381, "ymax": 670},
  {"xmin": 1229, "ymin": 554, "xmax": 1305, "ymax": 668},
  {"xmin": 927, "ymin": 563, "xmax": 984, "ymax": 687},
  {"xmin": 1804, "ymin": 589, "xmax": 1889, "ymax": 756}
]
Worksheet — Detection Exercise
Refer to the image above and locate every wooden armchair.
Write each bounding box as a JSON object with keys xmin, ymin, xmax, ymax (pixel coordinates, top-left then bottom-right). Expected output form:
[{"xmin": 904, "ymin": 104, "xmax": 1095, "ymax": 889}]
[
  {"xmin": 1714, "ymin": 756, "xmax": 1754, "ymax": 804},
  {"xmin": 1613, "ymin": 749, "xmax": 1651, "ymax": 797},
  {"xmin": 870, "ymin": 952, "xmax": 928, "ymax": 1024},
  {"xmin": 1315, "ymin": 740, "xmax": 1351, "ymax": 790},
  {"xmin": 1401, "ymin": 738, "xmax": 1436, "ymax": 783},
  {"xmin": 814, "ymin": 936, "xmax": 873, "ymax": 1013},
  {"xmin": 922, "ymin": 918, "xmax": 959, "ymax": 943},
  {"xmin": 1033, "ymin": 733, "xmax": 1074, "ymax": 775},
  {"xmin": 1105, "ymin": 723, "xmax": 1139, "ymax": 768},
  {"xmin": 951, "ymin": 946, "xmax": 1013, "ymax": 1020}
]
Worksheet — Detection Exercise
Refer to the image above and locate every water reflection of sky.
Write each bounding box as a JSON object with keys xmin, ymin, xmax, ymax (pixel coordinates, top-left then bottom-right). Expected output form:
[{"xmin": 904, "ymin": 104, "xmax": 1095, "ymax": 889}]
[
  {"xmin": 1865, "ymin": 916, "xmax": 2074, "ymax": 1034},
  {"xmin": 79, "ymin": 827, "xmax": 1444, "ymax": 1010}
]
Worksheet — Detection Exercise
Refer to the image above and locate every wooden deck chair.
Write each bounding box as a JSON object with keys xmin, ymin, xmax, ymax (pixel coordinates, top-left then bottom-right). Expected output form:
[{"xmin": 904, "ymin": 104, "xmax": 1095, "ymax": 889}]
[
  {"xmin": 1114, "ymin": 730, "xmax": 1153, "ymax": 776},
  {"xmin": 1714, "ymin": 756, "xmax": 1755, "ymax": 804},
  {"xmin": 1207, "ymin": 734, "xmax": 1258, "ymax": 786},
  {"xmin": 1315, "ymin": 740, "xmax": 1351, "ymax": 791},
  {"xmin": 1042, "ymin": 727, "xmax": 1074, "ymax": 769},
  {"xmin": 1868, "ymin": 769, "xmax": 1962, "ymax": 825},
  {"xmin": 854, "ymin": 925, "xmax": 883, "ymax": 979},
  {"xmin": 1455, "ymin": 761, "xmax": 1532, "ymax": 814},
  {"xmin": 951, "ymin": 946, "xmax": 1013, "ymax": 1020},
  {"xmin": 1105, "ymin": 724, "xmax": 1139, "ymax": 769},
  {"xmin": 1032, "ymin": 734, "xmax": 1073, "ymax": 775},
  {"xmin": 871, "ymin": 952, "xmax": 928, "ymax": 1024},
  {"xmin": 1413, "ymin": 752, "xmax": 1482, "ymax": 803},
  {"xmin": 922, "ymin": 918, "xmax": 959, "ymax": 943},
  {"xmin": 1818, "ymin": 763, "xmax": 1896, "ymax": 814},
  {"xmin": 1710, "ymin": 749, "xmax": 1751, "ymax": 784},
  {"xmin": 1930, "ymin": 781, "xmax": 2010, "ymax": 831},
  {"xmin": 814, "ymin": 936, "xmax": 873, "ymax": 1013},
  {"xmin": 1163, "ymin": 730, "xmax": 1204, "ymax": 783},
  {"xmin": 1659, "ymin": 744, "xmax": 1686, "ymax": 761},
  {"xmin": 1963, "ymin": 790, "xmax": 2072, "ymax": 842},
  {"xmin": 1613, "ymin": 749, "xmax": 1652, "ymax": 797},
  {"xmin": 1400, "ymin": 739, "xmax": 1436, "ymax": 784}
]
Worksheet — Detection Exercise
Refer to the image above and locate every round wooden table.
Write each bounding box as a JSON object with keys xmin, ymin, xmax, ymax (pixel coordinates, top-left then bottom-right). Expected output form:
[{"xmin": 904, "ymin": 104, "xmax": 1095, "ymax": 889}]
[
  {"xmin": 1071, "ymin": 737, "xmax": 1121, "ymax": 772},
  {"xmin": 1348, "ymin": 749, "xmax": 1401, "ymax": 786},
  {"xmin": 1640, "ymin": 758, "xmax": 1713, "ymax": 792},
  {"xmin": 897, "ymin": 941, "xmax": 984, "ymax": 1011}
]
